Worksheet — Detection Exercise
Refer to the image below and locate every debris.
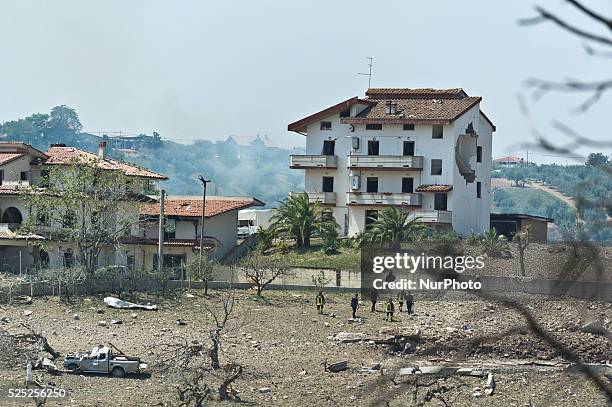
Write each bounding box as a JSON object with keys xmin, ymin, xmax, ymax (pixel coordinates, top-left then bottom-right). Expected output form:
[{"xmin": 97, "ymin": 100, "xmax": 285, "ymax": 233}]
[
  {"xmin": 110, "ymin": 320, "xmax": 123, "ymax": 325},
  {"xmin": 333, "ymin": 332, "xmax": 368, "ymax": 343},
  {"xmin": 365, "ymin": 363, "xmax": 381, "ymax": 371},
  {"xmin": 176, "ymin": 319, "xmax": 186, "ymax": 326},
  {"xmin": 0, "ymin": 316, "xmax": 10, "ymax": 323},
  {"xmin": 14, "ymin": 295, "xmax": 32, "ymax": 305},
  {"xmin": 485, "ymin": 372, "xmax": 495, "ymax": 396},
  {"xmin": 326, "ymin": 360, "xmax": 348, "ymax": 373},
  {"xmin": 324, "ymin": 322, "xmax": 330, "ymax": 327},
  {"xmin": 96, "ymin": 308, "xmax": 105, "ymax": 314},
  {"xmin": 417, "ymin": 366, "xmax": 458, "ymax": 376},
  {"xmin": 98, "ymin": 320, "xmax": 108, "ymax": 327},
  {"xmin": 259, "ymin": 387, "xmax": 271, "ymax": 393},
  {"xmin": 24, "ymin": 310, "xmax": 33, "ymax": 316},
  {"xmin": 473, "ymin": 387, "xmax": 483, "ymax": 397},
  {"xmin": 131, "ymin": 313, "xmax": 138, "ymax": 319},
  {"xmin": 399, "ymin": 367, "xmax": 416, "ymax": 375},
  {"xmin": 73, "ymin": 314, "xmax": 80, "ymax": 320},
  {"xmin": 104, "ymin": 297, "xmax": 157, "ymax": 311},
  {"xmin": 581, "ymin": 320, "xmax": 609, "ymax": 336},
  {"xmin": 184, "ymin": 293, "xmax": 195, "ymax": 298}
]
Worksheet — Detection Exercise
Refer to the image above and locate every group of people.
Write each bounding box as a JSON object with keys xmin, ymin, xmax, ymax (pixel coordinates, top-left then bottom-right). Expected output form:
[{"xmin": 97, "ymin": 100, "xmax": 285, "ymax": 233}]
[{"xmin": 315, "ymin": 290, "xmax": 414, "ymax": 322}]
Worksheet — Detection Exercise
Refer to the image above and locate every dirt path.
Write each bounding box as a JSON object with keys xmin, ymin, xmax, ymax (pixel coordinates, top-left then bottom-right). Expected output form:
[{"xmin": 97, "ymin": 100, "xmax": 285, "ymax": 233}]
[{"xmin": 528, "ymin": 180, "xmax": 577, "ymax": 209}]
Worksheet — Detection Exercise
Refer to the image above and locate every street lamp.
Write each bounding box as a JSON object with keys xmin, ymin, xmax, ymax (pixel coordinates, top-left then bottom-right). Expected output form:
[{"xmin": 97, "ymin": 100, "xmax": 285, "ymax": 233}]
[{"xmin": 198, "ymin": 175, "xmax": 211, "ymax": 260}]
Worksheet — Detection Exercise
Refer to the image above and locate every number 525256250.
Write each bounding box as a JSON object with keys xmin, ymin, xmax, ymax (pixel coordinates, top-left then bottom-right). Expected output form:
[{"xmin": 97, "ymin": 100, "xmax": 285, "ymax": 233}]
[{"xmin": 8, "ymin": 388, "xmax": 66, "ymax": 398}]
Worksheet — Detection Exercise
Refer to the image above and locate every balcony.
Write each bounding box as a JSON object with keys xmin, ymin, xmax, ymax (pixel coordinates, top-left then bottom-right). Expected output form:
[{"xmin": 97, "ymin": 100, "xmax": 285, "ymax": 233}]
[
  {"xmin": 290, "ymin": 191, "xmax": 337, "ymax": 205},
  {"xmin": 410, "ymin": 210, "xmax": 452, "ymax": 224},
  {"xmin": 290, "ymin": 155, "xmax": 337, "ymax": 169},
  {"xmin": 347, "ymin": 192, "xmax": 422, "ymax": 206},
  {"xmin": 348, "ymin": 155, "xmax": 423, "ymax": 170}
]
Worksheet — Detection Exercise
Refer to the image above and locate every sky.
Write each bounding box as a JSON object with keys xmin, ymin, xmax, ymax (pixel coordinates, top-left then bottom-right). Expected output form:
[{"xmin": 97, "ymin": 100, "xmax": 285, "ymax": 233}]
[{"xmin": 1, "ymin": 0, "xmax": 611, "ymax": 164}]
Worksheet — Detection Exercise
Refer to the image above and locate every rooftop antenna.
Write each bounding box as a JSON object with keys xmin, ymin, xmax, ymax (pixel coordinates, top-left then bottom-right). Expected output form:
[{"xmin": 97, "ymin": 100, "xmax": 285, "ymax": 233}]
[{"xmin": 358, "ymin": 57, "xmax": 373, "ymax": 89}]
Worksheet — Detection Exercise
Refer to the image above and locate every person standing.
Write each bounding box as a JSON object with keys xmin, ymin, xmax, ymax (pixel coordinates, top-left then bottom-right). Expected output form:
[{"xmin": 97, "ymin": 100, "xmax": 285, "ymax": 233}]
[
  {"xmin": 350, "ymin": 293, "xmax": 359, "ymax": 319},
  {"xmin": 385, "ymin": 298, "xmax": 395, "ymax": 322},
  {"xmin": 316, "ymin": 290, "xmax": 326, "ymax": 314},
  {"xmin": 397, "ymin": 290, "xmax": 406, "ymax": 312},
  {"xmin": 406, "ymin": 291, "xmax": 414, "ymax": 315},
  {"xmin": 370, "ymin": 289, "xmax": 378, "ymax": 313}
]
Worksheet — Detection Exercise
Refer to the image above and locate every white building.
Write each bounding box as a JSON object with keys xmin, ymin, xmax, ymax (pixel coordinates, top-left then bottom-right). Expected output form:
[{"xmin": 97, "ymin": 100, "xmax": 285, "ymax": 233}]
[{"xmin": 288, "ymin": 88, "xmax": 495, "ymax": 237}]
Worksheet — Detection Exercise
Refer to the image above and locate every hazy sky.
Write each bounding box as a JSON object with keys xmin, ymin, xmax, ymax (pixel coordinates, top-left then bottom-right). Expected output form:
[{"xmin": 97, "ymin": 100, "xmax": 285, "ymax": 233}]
[{"xmin": 1, "ymin": 0, "xmax": 611, "ymax": 163}]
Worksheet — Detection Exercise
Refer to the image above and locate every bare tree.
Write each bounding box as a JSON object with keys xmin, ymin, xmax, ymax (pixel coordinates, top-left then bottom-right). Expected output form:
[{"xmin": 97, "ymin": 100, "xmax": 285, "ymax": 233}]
[
  {"xmin": 241, "ymin": 253, "xmax": 292, "ymax": 297},
  {"xmin": 512, "ymin": 227, "xmax": 531, "ymax": 276}
]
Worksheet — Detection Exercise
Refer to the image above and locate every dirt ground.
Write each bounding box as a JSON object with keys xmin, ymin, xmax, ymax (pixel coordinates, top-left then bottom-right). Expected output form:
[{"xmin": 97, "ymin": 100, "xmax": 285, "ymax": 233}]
[{"xmin": 0, "ymin": 289, "xmax": 611, "ymax": 406}]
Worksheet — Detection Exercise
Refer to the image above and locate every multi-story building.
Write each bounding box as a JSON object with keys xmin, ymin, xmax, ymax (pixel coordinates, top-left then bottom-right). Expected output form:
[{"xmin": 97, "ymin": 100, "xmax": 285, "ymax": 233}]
[{"xmin": 288, "ymin": 88, "xmax": 495, "ymax": 237}]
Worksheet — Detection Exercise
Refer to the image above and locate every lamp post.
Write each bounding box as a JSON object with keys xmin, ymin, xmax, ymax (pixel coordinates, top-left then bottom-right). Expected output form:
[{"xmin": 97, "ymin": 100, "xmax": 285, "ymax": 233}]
[{"xmin": 198, "ymin": 176, "xmax": 211, "ymax": 293}]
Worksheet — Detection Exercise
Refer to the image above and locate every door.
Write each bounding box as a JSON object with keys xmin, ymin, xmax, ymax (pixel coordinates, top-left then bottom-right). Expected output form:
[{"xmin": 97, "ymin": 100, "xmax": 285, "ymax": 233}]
[
  {"xmin": 434, "ymin": 193, "xmax": 448, "ymax": 211},
  {"xmin": 322, "ymin": 140, "xmax": 335, "ymax": 155},
  {"xmin": 322, "ymin": 176, "xmax": 334, "ymax": 192},
  {"xmin": 93, "ymin": 352, "xmax": 110, "ymax": 373}
]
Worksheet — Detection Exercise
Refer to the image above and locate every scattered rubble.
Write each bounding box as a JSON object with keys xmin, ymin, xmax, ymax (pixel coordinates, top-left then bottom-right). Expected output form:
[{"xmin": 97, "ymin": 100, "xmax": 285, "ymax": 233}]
[
  {"xmin": 326, "ymin": 360, "xmax": 348, "ymax": 373},
  {"xmin": 104, "ymin": 297, "xmax": 157, "ymax": 311}
]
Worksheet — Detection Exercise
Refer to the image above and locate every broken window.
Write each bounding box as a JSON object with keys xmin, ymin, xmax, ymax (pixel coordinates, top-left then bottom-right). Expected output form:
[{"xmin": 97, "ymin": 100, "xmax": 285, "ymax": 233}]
[
  {"xmin": 403, "ymin": 141, "xmax": 415, "ymax": 156},
  {"xmin": 434, "ymin": 193, "xmax": 448, "ymax": 211},
  {"xmin": 477, "ymin": 146, "xmax": 482, "ymax": 163},
  {"xmin": 402, "ymin": 177, "xmax": 414, "ymax": 193},
  {"xmin": 20, "ymin": 171, "xmax": 29, "ymax": 181},
  {"xmin": 366, "ymin": 123, "xmax": 382, "ymax": 131},
  {"xmin": 322, "ymin": 176, "xmax": 334, "ymax": 193},
  {"xmin": 366, "ymin": 177, "xmax": 378, "ymax": 193},
  {"xmin": 322, "ymin": 140, "xmax": 335, "ymax": 155},
  {"xmin": 367, "ymin": 140, "xmax": 379, "ymax": 156},
  {"xmin": 477, "ymin": 182, "xmax": 482, "ymax": 198},
  {"xmin": 432, "ymin": 125, "xmax": 443, "ymax": 139},
  {"xmin": 431, "ymin": 159, "xmax": 442, "ymax": 175},
  {"xmin": 403, "ymin": 124, "xmax": 415, "ymax": 131},
  {"xmin": 320, "ymin": 121, "xmax": 332, "ymax": 131},
  {"xmin": 365, "ymin": 210, "xmax": 378, "ymax": 229}
]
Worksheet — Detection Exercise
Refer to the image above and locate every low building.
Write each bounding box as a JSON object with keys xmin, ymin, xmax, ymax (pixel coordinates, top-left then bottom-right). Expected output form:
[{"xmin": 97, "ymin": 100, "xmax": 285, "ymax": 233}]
[
  {"xmin": 494, "ymin": 155, "xmax": 524, "ymax": 166},
  {"xmin": 490, "ymin": 213, "xmax": 553, "ymax": 242},
  {"xmin": 237, "ymin": 208, "xmax": 275, "ymax": 238}
]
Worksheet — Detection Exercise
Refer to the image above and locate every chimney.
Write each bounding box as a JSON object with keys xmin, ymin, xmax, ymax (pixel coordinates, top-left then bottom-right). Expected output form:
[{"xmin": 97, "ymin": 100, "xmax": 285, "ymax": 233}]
[{"xmin": 98, "ymin": 141, "xmax": 107, "ymax": 159}]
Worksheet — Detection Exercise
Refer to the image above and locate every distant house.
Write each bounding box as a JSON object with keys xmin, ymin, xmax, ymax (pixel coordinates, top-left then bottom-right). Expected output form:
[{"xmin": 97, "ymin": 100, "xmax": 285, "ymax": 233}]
[
  {"xmin": 494, "ymin": 156, "xmax": 524, "ymax": 166},
  {"xmin": 136, "ymin": 196, "xmax": 264, "ymax": 270},
  {"xmin": 222, "ymin": 135, "xmax": 276, "ymax": 159},
  {"xmin": 490, "ymin": 213, "xmax": 552, "ymax": 242}
]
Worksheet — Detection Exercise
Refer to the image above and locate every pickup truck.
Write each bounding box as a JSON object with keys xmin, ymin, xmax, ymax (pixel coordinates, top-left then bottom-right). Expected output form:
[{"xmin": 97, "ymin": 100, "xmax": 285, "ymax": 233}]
[{"xmin": 63, "ymin": 343, "xmax": 147, "ymax": 378}]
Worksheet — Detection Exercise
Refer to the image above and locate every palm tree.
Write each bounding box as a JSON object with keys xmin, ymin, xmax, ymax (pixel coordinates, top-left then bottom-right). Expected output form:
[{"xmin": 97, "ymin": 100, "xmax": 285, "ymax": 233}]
[
  {"xmin": 271, "ymin": 192, "xmax": 338, "ymax": 248},
  {"xmin": 362, "ymin": 207, "xmax": 424, "ymax": 248}
]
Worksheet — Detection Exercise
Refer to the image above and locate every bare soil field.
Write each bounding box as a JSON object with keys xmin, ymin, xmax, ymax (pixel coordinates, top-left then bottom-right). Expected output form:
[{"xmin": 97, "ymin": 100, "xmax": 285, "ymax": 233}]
[{"xmin": 0, "ymin": 290, "xmax": 611, "ymax": 406}]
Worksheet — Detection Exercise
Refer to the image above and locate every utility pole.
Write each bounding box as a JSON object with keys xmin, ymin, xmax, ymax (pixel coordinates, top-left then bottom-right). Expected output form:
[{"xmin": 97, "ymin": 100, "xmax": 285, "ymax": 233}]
[
  {"xmin": 358, "ymin": 57, "xmax": 374, "ymax": 89},
  {"xmin": 198, "ymin": 176, "xmax": 211, "ymax": 294},
  {"xmin": 157, "ymin": 189, "xmax": 165, "ymax": 273}
]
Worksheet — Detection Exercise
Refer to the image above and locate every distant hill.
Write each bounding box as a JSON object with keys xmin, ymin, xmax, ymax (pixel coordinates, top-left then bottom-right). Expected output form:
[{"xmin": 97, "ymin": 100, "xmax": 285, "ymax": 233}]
[{"xmin": 0, "ymin": 106, "xmax": 303, "ymax": 206}]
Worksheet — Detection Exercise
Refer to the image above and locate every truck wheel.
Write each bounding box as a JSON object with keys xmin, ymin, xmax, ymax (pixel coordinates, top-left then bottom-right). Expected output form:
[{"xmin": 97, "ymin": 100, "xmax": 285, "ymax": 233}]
[
  {"xmin": 65, "ymin": 364, "xmax": 78, "ymax": 372},
  {"xmin": 111, "ymin": 367, "xmax": 125, "ymax": 378}
]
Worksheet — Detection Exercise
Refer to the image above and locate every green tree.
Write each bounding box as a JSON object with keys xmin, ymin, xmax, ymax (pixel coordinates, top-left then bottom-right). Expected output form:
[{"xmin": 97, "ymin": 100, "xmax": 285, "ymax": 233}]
[
  {"xmin": 362, "ymin": 207, "xmax": 424, "ymax": 249},
  {"xmin": 21, "ymin": 158, "xmax": 146, "ymax": 279},
  {"xmin": 48, "ymin": 105, "xmax": 82, "ymax": 135},
  {"xmin": 185, "ymin": 254, "xmax": 219, "ymax": 295},
  {"xmin": 270, "ymin": 193, "xmax": 338, "ymax": 248},
  {"xmin": 586, "ymin": 152, "xmax": 609, "ymax": 167},
  {"xmin": 505, "ymin": 166, "xmax": 528, "ymax": 187}
]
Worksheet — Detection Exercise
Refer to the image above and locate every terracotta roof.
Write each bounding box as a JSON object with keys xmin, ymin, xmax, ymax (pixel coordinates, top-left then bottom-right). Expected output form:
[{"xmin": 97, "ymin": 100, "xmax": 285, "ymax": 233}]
[
  {"xmin": 288, "ymin": 97, "xmax": 375, "ymax": 133},
  {"xmin": 365, "ymin": 88, "xmax": 467, "ymax": 99},
  {"xmin": 0, "ymin": 228, "xmax": 44, "ymax": 240},
  {"xmin": 122, "ymin": 237, "xmax": 218, "ymax": 251},
  {"xmin": 0, "ymin": 153, "xmax": 26, "ymax": 166},
  {"xmin": 416, "ymin": 184, "xmax": 453, "ymax": 192},
  {"xmin": 45, "ymin": 147, "xmax": 167, "ymax": 180},
  {"xmin": 140, "ymin": 196, "xmax": 264, "ymax": 218},
  {"xmin": 494, "ymin": 155, "xmax": 524, "ymax": 163},
  {"xmin": 0, "ymin": 185, "xmax": 21, "ymax": 195},
  {"xmin": 342, "ymin": 96, "xmax": 481, "ymax": 124}
]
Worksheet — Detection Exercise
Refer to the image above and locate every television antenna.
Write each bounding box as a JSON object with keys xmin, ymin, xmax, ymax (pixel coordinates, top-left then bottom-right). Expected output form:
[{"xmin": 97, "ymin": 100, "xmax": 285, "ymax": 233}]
[{"xmin": 358, "ymin": 57, "xmax": 373, "ymax": 89}]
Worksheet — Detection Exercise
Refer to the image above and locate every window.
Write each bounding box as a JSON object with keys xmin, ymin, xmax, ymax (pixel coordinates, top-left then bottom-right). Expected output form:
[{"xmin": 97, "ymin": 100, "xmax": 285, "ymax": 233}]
[
  {"xmin": 322, "ymin": 140, "xmax": 335, "ymax": 155},
  {"xmin": 434, "ymin": 193, "xmax": 448, "ymax": 211},
  {"xmin": 432, "ymin": 124, "xmax": 443, "ymax": 139},
  {"xmin": 477, "ymin": 182, "xmax": 482, "ymax": 198},
  {"xmin": 64, "ymin": 249, "xmax": 73, "ymax": 269},
  {"xmin": 39, "ymin": 249, "xmax": 49, "ymax": 268},
  {"xmin": 366, "ymin": 177, "xmax": 378, "ymax": 193},
  {"xmin": 403, "ymin": 141, "xmax": 415, "ymax": 156},
  {"xmin": 477, "ymin": 146, "xmax": 482, "ymax": 163},
  {"xmin": 0, "ymin": 170, "xmax": 4, "ymax": 185},
  {"xmin": 20, "ymin": 171, "xmax": 29, "ymax": 182},
  {"xmin": 385, "ymin": 101, "xmax": 397, "ymax": 114},
  {"xmin": 403, "ymin": 124, "xmax": 415, "ymax": 131},
  {"xmin": 431, "ymin": 159, "xmax": 442, "ymax": 175},
  {"xmin": 367, "ymin": 140, "xmax": 379, "ymax": 156},
  {"xmin": 98, "ymin": 353, "xmax": 107, "ymax": 361},
  {"xmin": 402, "ymin": 177, "xmax": 414, "ymax": 193},
  {"xmin": 339, "ymin": 109, "xmax": 350, "ymax": 118},
  {"xmin": 322, "ymin": 176, "xmax": 334, "ymax": 193},
  {"xmin": 127, "ymin": 255, "xmax": 135, "ymax": 271},
  {"xmin": 366, "ymin": 123, "xmax": 382, "ymax": 131},
  {"xmin": 365, "ymin": 210, "xmax": 378, "ymax": 229},
  {"xmin": 320, "ymin": 121, "xmax": 332, "ymax": 131}
]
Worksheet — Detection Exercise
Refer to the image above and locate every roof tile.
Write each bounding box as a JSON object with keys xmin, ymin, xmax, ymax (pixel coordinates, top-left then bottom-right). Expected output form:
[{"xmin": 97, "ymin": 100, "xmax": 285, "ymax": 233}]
[
  {"xmin": 140, "ymin": 196, "xmax": 262, "ymax": 218},
  {"xmin": 416, "ymin": 184, "xmax": 453, "ymax": 192}
]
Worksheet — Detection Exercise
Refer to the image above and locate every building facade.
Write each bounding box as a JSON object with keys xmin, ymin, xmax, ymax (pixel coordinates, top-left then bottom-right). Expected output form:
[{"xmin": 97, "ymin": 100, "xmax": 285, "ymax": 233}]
[{"xmin": 288, "ymin": 88, "xmax": 495, "ymax": 237}]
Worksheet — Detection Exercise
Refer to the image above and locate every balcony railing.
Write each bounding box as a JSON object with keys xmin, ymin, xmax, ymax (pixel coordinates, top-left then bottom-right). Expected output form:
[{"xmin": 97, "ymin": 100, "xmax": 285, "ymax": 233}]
[
  {"xmin": 290, "ymin": 155, "xmax": 337, "ymax": 169},
  {"xmin": 409, "ymin": 210, "xmax": 452, "ymax": 224},
  {"xmin": 348, "ymin": 155, "xmax": 423, "ymax": 170},
  {"xmin": 290, "ymin": 191, "xmax": 337, "ymax": 205},
  {"xmin": 347, "ymin": 192, "xmax": 422, "ymax": 206}
]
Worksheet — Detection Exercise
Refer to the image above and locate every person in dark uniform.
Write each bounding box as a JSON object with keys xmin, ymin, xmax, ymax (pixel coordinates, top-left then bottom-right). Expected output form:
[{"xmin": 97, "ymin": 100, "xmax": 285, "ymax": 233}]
[
  {"xmin": 370, "ymin": 289, "xmax": 378, "ymax": 312},
  {"xmin": 406, "ymin": 291, "xmax": 414, "ymax": 315},
  {"xmin": 350, "ymin": 293, "xmax": 359, "ymax": 319},
  {"xmin": 316, "ymin": 290, "xmax": 325, "ymax": 314},
  {"xmin": 385, "ymin": 298, "xmax": 395, "ymax": 322}
]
